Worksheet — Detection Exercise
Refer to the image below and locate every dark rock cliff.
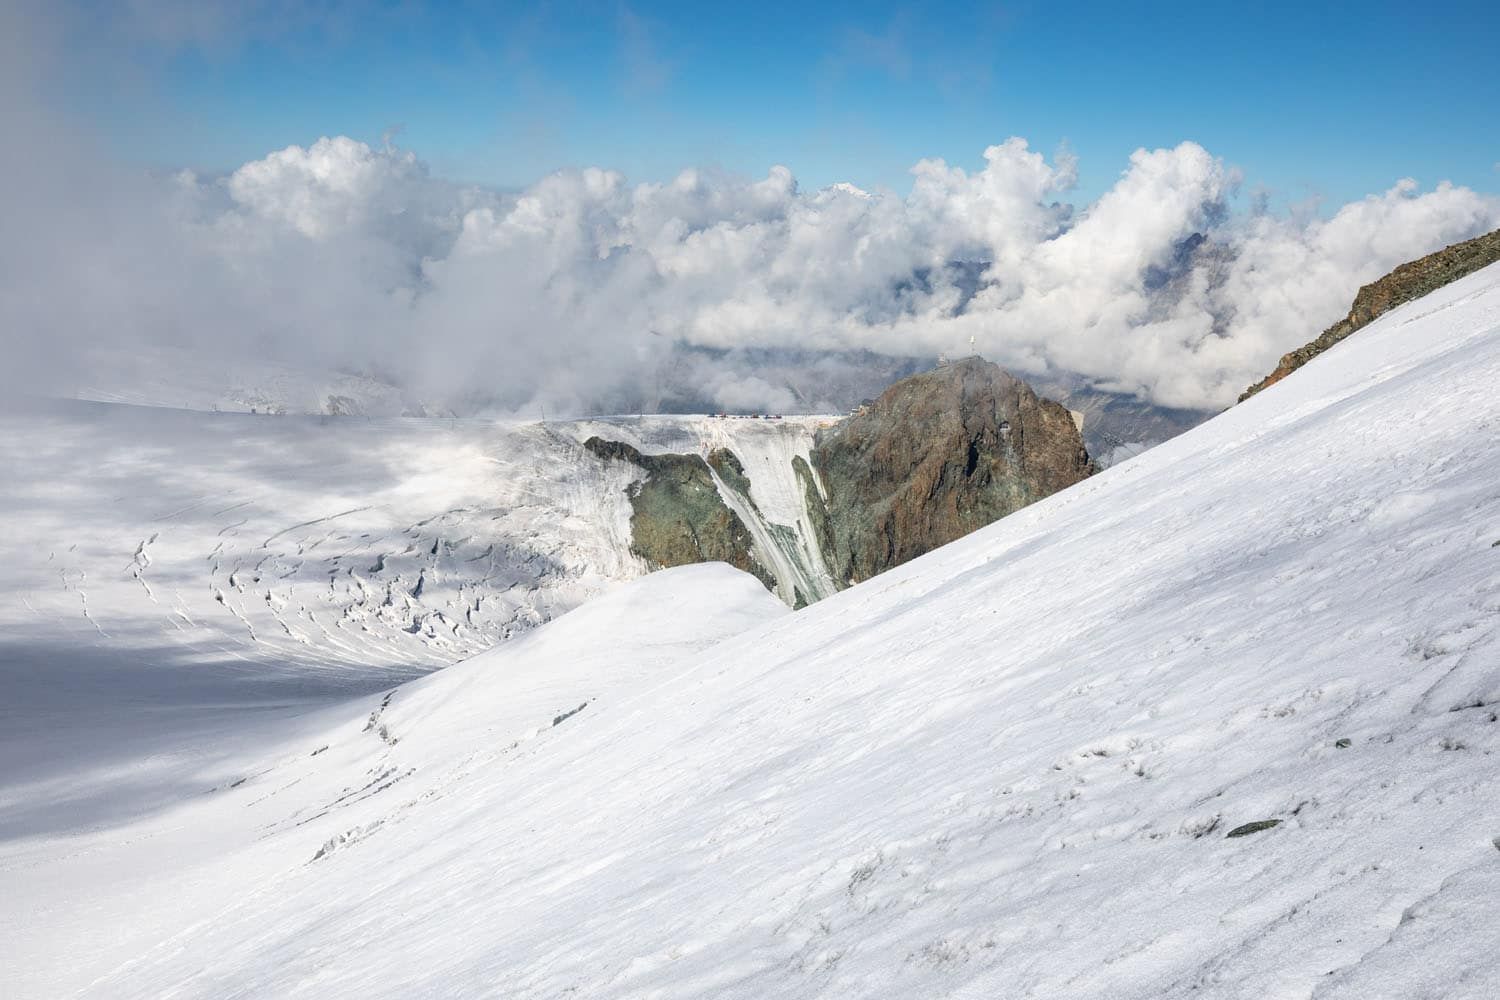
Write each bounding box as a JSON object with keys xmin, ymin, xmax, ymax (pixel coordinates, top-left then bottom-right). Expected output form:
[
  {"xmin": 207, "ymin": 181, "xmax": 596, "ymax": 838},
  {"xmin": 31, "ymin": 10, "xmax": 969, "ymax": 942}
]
[
  {"xmin": 806, "ymin": 358, "xmax": 1096, "ymax": 586},
  {"xmin": 581, "ymin": 438, "xmax": 775, "ymax": 590},
  {"xmin": 1240, "ymin": 228, "xmax": 1500, "ymax": 401}
]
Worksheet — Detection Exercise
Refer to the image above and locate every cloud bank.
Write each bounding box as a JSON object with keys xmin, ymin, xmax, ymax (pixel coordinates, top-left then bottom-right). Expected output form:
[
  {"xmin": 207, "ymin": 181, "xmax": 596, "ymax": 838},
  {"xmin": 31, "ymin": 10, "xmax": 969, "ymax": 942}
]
[
  {"xmin": 5, "ymin": 0, "xmax": 1498, "ymax": 417},
  {"xmin": 8, "ymin": 131, "xmax": 1499, "ymax": 415}
]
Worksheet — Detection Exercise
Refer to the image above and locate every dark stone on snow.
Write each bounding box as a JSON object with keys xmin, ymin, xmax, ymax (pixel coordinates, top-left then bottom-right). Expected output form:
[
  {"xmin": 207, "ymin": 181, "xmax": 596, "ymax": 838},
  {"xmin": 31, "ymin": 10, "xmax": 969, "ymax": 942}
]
[{"xmin": 1226, "ymin": 819, "xmax": 1282, "ymax": 838}]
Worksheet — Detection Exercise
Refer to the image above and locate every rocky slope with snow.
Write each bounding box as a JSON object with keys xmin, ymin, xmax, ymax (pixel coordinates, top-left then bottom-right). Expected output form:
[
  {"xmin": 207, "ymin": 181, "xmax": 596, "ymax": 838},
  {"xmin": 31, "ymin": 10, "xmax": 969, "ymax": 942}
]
[
  {"xmin": 567, "ymin": 414, "xmax": 843, "ymax": 606},
  {"xmin": 5, "ymin": 261, "xmax": 1499, "ymax": 998},
  {"xmin": 582, "ymin": 436, "xmax": 776, "ymax": 591},
  {"xmin": 1240, "ymin": 226, "xmax": 1500, "ymax": 400},
  {"xmin": 579, "ymin": 362, "xmax": 1096, "ymax": 601}
]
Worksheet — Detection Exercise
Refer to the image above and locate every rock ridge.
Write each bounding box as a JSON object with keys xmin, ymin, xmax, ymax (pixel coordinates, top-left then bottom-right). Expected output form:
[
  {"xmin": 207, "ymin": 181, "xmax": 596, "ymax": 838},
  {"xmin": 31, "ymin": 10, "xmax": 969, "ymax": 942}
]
[{"xmin": 1240, "ymin": 228, "xmax": 1500, "ymax": 401}]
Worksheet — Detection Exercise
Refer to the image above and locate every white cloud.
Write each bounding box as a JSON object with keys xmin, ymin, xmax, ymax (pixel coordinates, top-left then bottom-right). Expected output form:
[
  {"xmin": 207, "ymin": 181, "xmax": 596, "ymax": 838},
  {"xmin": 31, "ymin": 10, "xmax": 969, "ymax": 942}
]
[{"xmin": 5, "ymin": 114, "xmax": 1498, "ymax": 414}]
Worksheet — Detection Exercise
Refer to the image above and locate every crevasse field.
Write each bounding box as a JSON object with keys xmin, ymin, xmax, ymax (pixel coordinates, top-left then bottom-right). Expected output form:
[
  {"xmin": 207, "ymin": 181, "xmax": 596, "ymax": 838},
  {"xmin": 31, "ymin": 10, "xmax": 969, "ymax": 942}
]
[
  {"xmin": 4, "ymin": 264, "xmax": 1500, "ymax": 998},
  {"xmin": 0, "ymin": 406, "xmax": 840, "ymax": 807}
]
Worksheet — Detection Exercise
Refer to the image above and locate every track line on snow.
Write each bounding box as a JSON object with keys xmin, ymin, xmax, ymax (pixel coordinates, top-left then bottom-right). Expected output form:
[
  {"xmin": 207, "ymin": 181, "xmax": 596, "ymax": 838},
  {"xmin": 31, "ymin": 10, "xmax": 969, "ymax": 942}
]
[{"xmin": 260, "ymin": 507, "xmax": 374, "ymax": 549}]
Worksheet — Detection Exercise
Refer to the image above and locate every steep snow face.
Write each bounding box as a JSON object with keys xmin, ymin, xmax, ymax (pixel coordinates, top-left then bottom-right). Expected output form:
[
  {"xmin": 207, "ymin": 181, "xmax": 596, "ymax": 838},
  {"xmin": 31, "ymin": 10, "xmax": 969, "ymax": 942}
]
[
  {"xmin": 7, "ymin": 263, "xmax": 1500, "ymax": 999},
  {"xmin": 700, "ymin": 418, "xmax": 842, "ymax": 603}
]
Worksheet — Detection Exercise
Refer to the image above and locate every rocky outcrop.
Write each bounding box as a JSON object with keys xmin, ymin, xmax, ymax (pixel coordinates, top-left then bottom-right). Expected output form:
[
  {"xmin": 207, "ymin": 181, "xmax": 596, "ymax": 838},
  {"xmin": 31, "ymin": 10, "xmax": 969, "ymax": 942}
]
[
  {"xmin": 323, "ymin": 394, "xmax": 364, "ymax": 416},
  {"xmin": 1240, "ymin": 228, "xmax": 1500, "ymax": 401},
  {"xmin": 704, "ymin": 448, "xmax": 752, "ymax": 496},
  {"xmin": 582, "ymin": 438, "xmax": 775, "ymax": 590},
  {"xmin": 806, "ymin": 358, "xmax": 1096, "ymax": 585},
  {"xmin": 585, "ymin": 363, "xmax": 1095, "ymax": 599}
]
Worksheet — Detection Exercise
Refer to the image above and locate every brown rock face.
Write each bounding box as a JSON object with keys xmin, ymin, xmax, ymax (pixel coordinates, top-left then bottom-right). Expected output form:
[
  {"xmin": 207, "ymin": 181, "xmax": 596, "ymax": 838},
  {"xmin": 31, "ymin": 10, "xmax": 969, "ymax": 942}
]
[
  {"xmin": 807, "ymin": 358, "xmax": 1095, "ymax": 585},
  {"xmin": 1240, "ymin": 228, "xmax": 1500, "ymax": 401}
]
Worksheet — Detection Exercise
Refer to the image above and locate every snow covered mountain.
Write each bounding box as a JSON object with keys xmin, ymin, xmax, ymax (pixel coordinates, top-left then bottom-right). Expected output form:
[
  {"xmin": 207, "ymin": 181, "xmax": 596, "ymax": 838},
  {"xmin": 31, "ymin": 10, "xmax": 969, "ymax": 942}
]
[{"xmin": 5, "ymin": 262, "xmax": 1500, "ymax": 998}]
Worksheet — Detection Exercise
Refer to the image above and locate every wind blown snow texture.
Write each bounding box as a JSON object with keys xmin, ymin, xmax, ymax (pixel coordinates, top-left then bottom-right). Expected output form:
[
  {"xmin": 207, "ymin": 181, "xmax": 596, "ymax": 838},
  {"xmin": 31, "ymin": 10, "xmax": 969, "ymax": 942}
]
[{"xmin": 5, "ymin": 266, "xmax": 1500, "ymax": 998}]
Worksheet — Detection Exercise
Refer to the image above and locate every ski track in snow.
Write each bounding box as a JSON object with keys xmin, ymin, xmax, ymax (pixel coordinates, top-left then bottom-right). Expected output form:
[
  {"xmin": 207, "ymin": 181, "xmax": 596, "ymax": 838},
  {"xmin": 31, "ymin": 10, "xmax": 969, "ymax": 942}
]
[{"xmin": 2, "ymin": 264, "xmax": 1500, "ymax": 998}]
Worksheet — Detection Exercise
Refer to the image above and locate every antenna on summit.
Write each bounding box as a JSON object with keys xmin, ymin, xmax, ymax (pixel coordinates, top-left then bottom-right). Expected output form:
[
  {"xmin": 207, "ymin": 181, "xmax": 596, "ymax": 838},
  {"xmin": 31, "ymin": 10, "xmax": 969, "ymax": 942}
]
[{"xmin": 968, "ymin": 335, "xmax": 976, "ymax": 356}]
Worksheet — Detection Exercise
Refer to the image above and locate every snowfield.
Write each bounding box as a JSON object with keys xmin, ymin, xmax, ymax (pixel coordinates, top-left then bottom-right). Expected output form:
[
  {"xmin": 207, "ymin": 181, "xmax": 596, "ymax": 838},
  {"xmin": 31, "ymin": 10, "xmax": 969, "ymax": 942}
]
[{"xmin": 4, "ymin": 263, "xmax": 1500, "ymax": 998}]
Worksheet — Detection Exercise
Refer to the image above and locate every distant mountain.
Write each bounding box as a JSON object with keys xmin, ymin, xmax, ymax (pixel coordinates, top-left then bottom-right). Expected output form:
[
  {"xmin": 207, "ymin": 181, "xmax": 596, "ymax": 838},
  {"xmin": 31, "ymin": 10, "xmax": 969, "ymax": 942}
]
[
  {"xmin": 61, "ymin": 338, "xmax": 1203, "ymax": 466},
  {"xmin": 1025, "ymin": 372, "xmax": 1211, "ymax": 466}
]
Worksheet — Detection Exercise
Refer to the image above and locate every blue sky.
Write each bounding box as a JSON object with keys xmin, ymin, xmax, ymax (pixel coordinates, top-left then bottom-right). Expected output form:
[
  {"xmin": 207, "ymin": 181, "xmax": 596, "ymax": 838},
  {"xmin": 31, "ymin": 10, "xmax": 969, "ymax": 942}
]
[{"xmin": 69, "ymin": 0, "xmax": 1500, "ymax": 206}]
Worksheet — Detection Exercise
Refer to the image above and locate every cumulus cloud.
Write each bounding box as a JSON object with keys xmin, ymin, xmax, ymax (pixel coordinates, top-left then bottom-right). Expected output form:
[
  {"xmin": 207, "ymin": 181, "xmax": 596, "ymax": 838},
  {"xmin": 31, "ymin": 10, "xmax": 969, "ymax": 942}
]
[
  {"xmin": 4, "ymin": 0, "xmax": 1498, "ymax": 415},
  {"xmin": 7, "ymin": 127, "xmax": 1500, "ymax": 415}
]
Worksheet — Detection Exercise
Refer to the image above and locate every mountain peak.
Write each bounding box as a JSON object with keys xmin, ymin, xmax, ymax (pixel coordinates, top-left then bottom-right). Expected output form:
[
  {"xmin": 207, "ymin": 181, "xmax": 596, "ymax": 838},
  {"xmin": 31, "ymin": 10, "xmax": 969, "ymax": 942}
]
[{"xmin": 805, "ymin": 360, "xmax": 1096, "ymax": 585}]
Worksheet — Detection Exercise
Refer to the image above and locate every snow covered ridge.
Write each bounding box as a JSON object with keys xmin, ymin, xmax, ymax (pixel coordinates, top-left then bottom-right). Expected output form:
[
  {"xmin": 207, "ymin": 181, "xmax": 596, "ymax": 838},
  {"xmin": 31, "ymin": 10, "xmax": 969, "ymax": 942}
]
[{"xmin": 5, "ymin": 266, "xmax": 1500, "ymax": 997}]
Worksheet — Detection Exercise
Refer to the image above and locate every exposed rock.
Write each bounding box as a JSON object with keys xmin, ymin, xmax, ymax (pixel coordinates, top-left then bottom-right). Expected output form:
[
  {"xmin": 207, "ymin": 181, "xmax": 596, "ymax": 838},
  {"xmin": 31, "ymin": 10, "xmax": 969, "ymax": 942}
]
[
  {"xmin": 551, "ymin": 702, "xmax": 588, "ymax": 727},
  {"xmin": 1240, "ymin": 228, "xmax": 1500, "ymax": 401},
  {"xmin": 582, "ymin": 437, "xmax": 775, "ymax": 590},
  {"xmin": 585, "ymin": 362, "xmax": 1095, "ymax": 599},
  {"xmin": 580, "ymin": 437, "xmax": 643, "ymax": 466},
  {"xmin": 323, "ymin": 394, "xmax": 364, "ymax": 416},
  {"xmin": 1225, "ymin": 819, "xmax": 1282, "ymax": 838},
  {"xmin": 806, "ymin": 358, "xmax": 1096, "ymax": 585},
  {"xmin": 704, "ymin": 448, "xmax": 752, "ymax": 496}
]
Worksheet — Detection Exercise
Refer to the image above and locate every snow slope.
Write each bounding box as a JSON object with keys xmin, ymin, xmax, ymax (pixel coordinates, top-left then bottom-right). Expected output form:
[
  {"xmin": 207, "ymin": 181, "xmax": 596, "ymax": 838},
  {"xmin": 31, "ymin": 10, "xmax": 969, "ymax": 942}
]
[
  {"xmin": 6, "ymin": 263, "xmax": 1500, "ymax": 997},
  {"xmin": 0, "ymin": 565, "xmax": 787, "ymax": 998}
]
